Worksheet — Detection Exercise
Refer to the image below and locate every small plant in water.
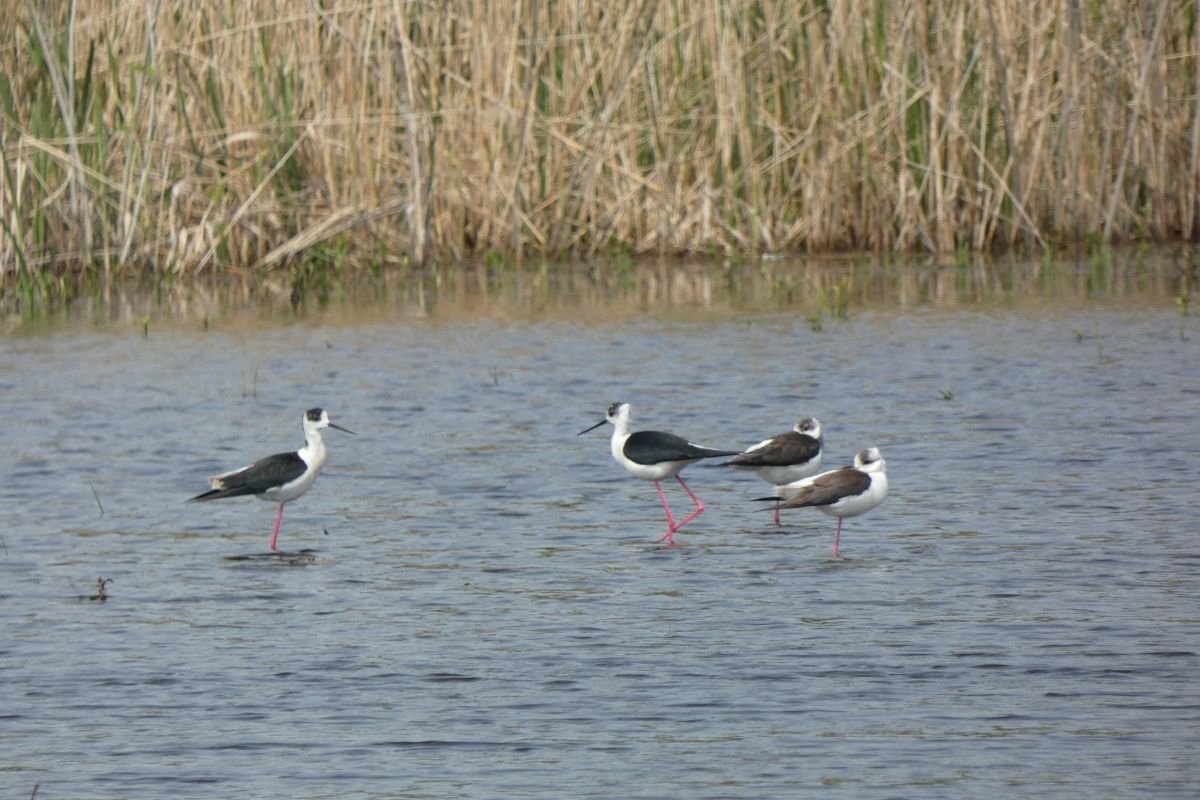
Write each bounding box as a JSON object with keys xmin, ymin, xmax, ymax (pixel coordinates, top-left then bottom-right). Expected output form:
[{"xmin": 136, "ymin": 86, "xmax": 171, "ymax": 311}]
[
  {"xmin": 1074, "ymin": 319, "xmax": 1117, "ymax": 364},
  {"xmin": 605, "ymin": 246, "xmax": 636, "ymax": 275},
  {"xmin": 483, "ymin": 248, "xmax": 513, "ymax": 270},
  {"xmin": 824, "ymin": 276, "xmax": 850, "ymax": 318},
  {"xmin": 88, "ymin": 481, "xmax": 105, "ymax": 515},
  {"xmin": 242, "ymin": 363, "xmax": 260, "ymax": 398}
]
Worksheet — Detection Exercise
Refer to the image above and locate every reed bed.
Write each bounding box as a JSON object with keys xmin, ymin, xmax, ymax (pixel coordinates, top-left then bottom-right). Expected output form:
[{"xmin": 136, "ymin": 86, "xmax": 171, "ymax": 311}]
[{"xmin": 0, "ymin": 0, "xmax": 1195, "ymax": 277}]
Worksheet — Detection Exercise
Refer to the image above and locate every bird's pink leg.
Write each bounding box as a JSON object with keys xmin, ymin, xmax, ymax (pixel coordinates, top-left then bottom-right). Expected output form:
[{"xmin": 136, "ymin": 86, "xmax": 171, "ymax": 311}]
[
  {"xmin": 672, "ymin": 475, "xmax": 707, "ymax": 530},
  {"xmin": 653, "ymin": 480, "xmax": 678, "ymax": 545},
  {"xmin": 832, "ymin": 516, "xmax": 843, "ymax": 559},
  {"xmin": 269, "ymin": 502, "xmax": 286, "ymax": 551},
  {"xmin": 773, "ymin": 499, "xmax": 782, "ymax": 527}
]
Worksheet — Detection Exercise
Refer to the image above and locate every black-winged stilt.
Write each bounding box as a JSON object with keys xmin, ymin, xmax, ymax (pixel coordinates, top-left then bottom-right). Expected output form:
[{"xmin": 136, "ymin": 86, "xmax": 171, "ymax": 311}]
[
  {"xmin": 189, "ymin": 408, "xmax": 354, "ymax": 552},
  {"xmin": 763, "ymin": 447, "xmax": 888, "ymax": 558},
  {"xmin": 726, "ymin": 417, "xmax": 824, "ymax": 525},
  {"xmin": 579, "ymin": 401, "xmax": 739, "ymax": 545}
]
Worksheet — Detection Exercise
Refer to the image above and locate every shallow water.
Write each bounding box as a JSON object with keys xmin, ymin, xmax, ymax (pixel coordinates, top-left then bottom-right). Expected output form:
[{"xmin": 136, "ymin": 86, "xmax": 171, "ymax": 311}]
[{"xmin": 2, "ymin": 255, "xmax": 1198, "ymax": 798}]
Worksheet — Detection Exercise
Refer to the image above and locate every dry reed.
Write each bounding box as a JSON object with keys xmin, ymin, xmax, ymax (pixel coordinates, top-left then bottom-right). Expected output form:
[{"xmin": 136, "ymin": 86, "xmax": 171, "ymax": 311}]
[{"xmin": 0, "ymin": 0, "xmax": 1196, "ymax": 276}]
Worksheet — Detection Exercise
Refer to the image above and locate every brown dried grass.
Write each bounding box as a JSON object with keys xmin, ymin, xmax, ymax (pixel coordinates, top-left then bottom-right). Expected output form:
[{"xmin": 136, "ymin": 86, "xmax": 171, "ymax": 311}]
[{"xmin": 0, "ymin": 0, "xmax": 1195, "ymax": 275}]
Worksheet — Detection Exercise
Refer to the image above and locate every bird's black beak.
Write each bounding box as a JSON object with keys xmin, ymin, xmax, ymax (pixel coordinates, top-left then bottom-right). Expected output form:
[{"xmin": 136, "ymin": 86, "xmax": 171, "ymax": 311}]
[
  {"xmin": 577, "ymin": 419, "xmax": 607, "ymax": 436},
  {"xmin": 329, "ymin": 423, "xmax": 357, "ymax": 435}
]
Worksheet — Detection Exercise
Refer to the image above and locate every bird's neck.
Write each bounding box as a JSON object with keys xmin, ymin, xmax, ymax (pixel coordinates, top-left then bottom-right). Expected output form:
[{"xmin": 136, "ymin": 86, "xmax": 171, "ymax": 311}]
[
  {"xmin": 609, "ymin": 423, "xmax": 631, "ymax": 461},
  {"xmin": 610, "ymin": 413, "xmax": 632, "ymax": 439},
  {"xmin": 871, "ymin": 470, "xmax": 888, "ymax": 492},
  {"xmin": 300, "ymin": 430, "xmax": 327, "ymax": 468}
]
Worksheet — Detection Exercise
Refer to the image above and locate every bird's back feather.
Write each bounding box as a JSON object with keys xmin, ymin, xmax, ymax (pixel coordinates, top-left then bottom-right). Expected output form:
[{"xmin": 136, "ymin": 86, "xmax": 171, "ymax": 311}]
[
  {"xmin": 778, "ymin": 468, "xmax": 871, "ymax": 508},
  {"xmin": 624, "ymin": 430, "xmax": 739, "ymax": 465},
  {"xmin": 727, "ymin": 431, "xmax": 821, "ymax": 468},
  {"xmin": 188, "ymin": 451, "xmax": 307, "ymax": 502}
]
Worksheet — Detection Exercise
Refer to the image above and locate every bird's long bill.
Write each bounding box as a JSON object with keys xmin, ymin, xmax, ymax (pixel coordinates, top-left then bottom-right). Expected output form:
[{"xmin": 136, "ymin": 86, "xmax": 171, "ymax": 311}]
[
  {"xmin": 577, "ymin": 419, "xmax": 607, "ymax": 436},
  {"xmin": 329, "ymin": 423, "xmax": 357, "ymax": 435}
]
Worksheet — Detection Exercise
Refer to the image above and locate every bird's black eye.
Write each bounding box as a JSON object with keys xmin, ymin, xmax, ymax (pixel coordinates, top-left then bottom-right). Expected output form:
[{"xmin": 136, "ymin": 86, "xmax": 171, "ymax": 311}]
[
  {"xmin": 306, "ymin": 408, "xmax": 323, "ymax": 421},
  {"xmin": 607, "ymin": 402, "xmax": 622, "ymax": 416}
]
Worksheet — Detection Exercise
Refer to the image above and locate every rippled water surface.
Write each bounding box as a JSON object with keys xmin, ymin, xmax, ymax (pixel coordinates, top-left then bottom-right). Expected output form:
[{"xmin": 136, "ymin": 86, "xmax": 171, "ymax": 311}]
[{"xmin": 2, "ymin": 256, "xmax": 1198, "ymax": 798}]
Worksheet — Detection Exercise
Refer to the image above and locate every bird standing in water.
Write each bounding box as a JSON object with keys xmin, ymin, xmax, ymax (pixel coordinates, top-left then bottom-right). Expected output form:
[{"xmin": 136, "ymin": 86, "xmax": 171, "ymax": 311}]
[
  {"xmin": 766, "ymin": 447, "xmax": 888, "ymax": 558},
  {"xmin": 726, "ymin": 417, "xmax": 824, "ymax": 525},
  {"xmin": 189, "ymin": 408, "xmax": 354, "ymax": 551},
  {"xmin": 580, "ymin": 402, "xmax": 739, "ymax": 545}
]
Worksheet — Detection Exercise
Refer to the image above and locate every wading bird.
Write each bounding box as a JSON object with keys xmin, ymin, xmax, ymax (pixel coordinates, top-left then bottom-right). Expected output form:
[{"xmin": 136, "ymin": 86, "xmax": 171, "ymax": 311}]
[
  {"xmin": 189, "ymin": 408, "xmax": 354, "ymax": 551},
  {"xmin": 580, "ymin": 402, "xmax": 738, "ymax": 545},
  {"xmin": 726, "ymin": 417, "xmax": 824, "ymax": 525},
  {"xmin": 764, "ymin": 447, "xmax": 888, "ymax": 558}
]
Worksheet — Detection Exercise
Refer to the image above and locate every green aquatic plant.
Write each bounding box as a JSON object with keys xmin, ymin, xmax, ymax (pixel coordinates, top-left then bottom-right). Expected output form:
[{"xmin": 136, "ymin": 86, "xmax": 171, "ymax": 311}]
[
  {"xmin": 825, "ymin": 276, "xmax": 851, "ymax": 319},
  {"xmin": 288, "ymin": 256, "xmax": 345, "ymax": 307},
  {"xmin": 604, "ymin": 246, "xmax": 636, "ymax": 276},
  {"xmin": 483, "ymin": 248, "xmax": 514, "ymax": 270}
]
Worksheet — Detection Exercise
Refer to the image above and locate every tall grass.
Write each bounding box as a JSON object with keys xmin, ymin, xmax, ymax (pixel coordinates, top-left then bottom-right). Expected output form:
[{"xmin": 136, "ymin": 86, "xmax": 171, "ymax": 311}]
[{"xmin": 0, "ymin": 0, "xmax": 1196, "ymax": 276}]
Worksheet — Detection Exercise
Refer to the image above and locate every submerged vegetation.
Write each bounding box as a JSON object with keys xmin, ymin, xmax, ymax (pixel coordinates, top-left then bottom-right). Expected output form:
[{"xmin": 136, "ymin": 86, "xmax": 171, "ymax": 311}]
[{"xmin": 0, "ymin": 0, "xmax": 1197, "ymax": 283}]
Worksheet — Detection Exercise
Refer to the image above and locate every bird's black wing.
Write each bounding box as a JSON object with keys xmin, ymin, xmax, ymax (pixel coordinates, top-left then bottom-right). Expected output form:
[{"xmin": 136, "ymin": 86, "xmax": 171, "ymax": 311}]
[
  {"xmin": 189, "ymin": 451, "xmax": 306, "ymax": 501},
  {"xmin": 624, "ymin": 430, "xmax": 739, "ymax": 465}
]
